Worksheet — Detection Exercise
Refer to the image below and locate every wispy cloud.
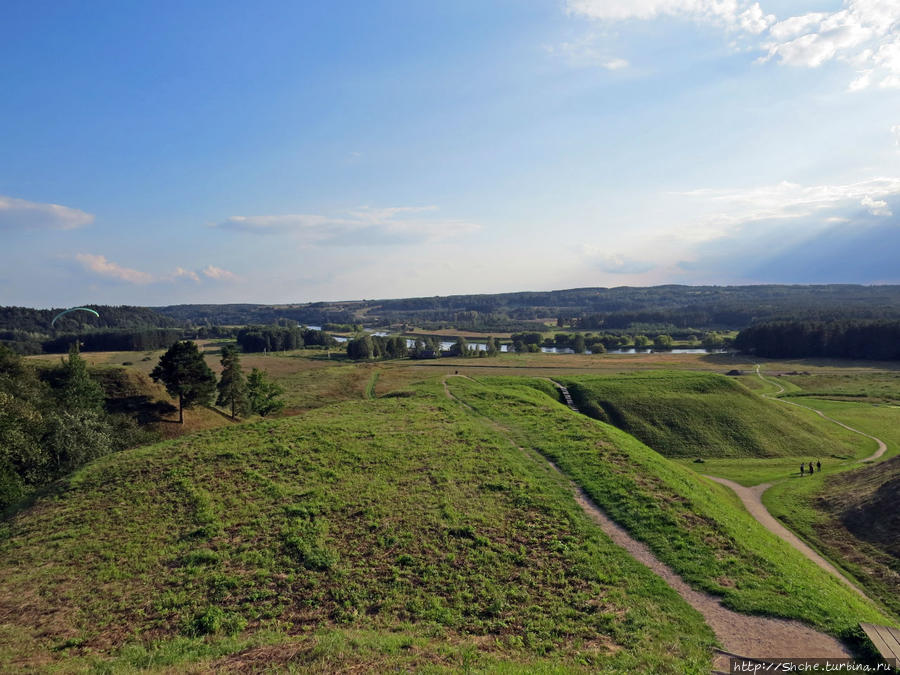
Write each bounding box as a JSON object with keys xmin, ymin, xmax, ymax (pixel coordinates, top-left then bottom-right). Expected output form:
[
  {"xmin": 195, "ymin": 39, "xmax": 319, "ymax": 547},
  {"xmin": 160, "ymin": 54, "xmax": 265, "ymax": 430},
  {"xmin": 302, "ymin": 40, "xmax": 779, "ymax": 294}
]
[
  {"xmin": 893, "ymin": 124, "xmax": 900, "ymax": 145},
  {"xmin": 672, "ymin": 177, "xmax": 900, "ymax": 240},
  {"xmin": 566, "ymin": 0, "xmax": 775, "ymax": 32},
  {"xmin": 75, "ymin": 253, "xmax": 154, "ymax": 284},
  {"xmin": 0, "ymin": 195, "xmax": 94, "ymax": 231},
  {"xmin": 74, "ymin": 255, "xmax": 237, "ymax": 285},
  {"xmin": 202, "ymin": 265, "xmax": 238, "ymax": 281},
  {"xmin": 172, "ymin": 267, "xmax": 200, "ymax": 282},
  {"xmin": 545, "ymin": 33, "xmax": 629, "ymax": 70},
  {"xmin": 566, "ymin": 0, "xmax": 900, "ymax": 89},
  {"xmin": 216, "ymin": 205, "xmax": 480, "ymax": 246},
  {"xmin": 580, "ymin": 245, "xmax": 656, "ymax": 274}
]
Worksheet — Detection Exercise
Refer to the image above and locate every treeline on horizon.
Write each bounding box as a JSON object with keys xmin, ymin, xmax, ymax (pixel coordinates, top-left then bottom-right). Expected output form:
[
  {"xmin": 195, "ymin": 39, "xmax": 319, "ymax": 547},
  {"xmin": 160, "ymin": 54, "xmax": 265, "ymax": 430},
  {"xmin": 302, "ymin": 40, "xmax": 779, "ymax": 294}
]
[
  {"xmin": 149, "ymin": 285, "xmax": 900, "ymax": 332},
  {"xmin": 735, "ymin": 320, "xmax": 900, "ymax": 360},
  {"xmin": 6, "ymin": 285, "xmax": 900, "ymax": 357}
]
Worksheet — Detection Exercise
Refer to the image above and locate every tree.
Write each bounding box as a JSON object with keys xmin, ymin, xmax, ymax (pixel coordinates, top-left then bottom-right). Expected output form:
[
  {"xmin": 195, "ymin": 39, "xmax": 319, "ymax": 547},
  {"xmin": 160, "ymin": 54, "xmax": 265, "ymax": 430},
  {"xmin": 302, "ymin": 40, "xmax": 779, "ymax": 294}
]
[
  {"xmin": 56, "ymin": 343, "xmax": 105, "ymax": 411},
  {"xmin": 572, "ymin": 334, "xmax": 586, "ymax": 354},
  {"xmin": 449, "ymin": 336, "xmax": 469, "ymax": 357},
  {"xmin": 702, "ymin": 332, "xmax": 725, "ymax": 350},
  {"xmin": 346, "ymin": 335, "xmax": 374, "ymax": 360},
  {"xmin": 216, "ymin": 345, "xmax": 248, "ymax": 419},
  {"xmin": 486, "ymin": 336, "xmax": 499, "ymax": 357},
  {"xmin": 246, "ymin": 368, "xmax": 285, "ymax": 417},
  {"xmin": 654, "ymin": 334, "xmax": 674, "ymax": 350},
  {"xmin": 633, "ymin": 335, "xmax": 651, "ymax": 349},
  {"xmin": 150, "ymin": 341, "xmax": 217, "ymax": 423}
]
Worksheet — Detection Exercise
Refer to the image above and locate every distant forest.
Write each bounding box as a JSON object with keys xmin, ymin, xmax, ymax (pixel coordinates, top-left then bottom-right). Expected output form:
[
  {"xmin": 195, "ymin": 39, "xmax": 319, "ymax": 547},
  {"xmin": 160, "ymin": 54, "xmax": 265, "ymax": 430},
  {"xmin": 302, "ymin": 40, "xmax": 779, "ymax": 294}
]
[
  {"xmin": 4, "ymin": 285, "xmax": 900, "ymax": 357},
  {"xmin": 735, "ymin": 320, "xmax": 900, "ymax": 360},
  {"xmin": 151, "ymin": 285, "xmax": 900, "ymax": 332}
]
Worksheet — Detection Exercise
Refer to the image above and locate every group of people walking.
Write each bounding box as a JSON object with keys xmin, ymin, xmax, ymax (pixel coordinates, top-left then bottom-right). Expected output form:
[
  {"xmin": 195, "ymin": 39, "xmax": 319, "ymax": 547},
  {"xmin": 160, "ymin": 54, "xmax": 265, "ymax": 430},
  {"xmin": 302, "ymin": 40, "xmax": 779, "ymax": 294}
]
[{"xmin": 800, "ymin": 460, "xmax": 821, "ymax": 476}]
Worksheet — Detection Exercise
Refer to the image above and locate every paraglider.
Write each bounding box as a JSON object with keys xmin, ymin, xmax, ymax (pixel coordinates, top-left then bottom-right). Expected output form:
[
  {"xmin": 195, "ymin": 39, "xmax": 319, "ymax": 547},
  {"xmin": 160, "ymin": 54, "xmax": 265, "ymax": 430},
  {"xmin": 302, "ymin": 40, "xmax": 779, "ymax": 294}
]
[{"xmin": 50, "ymin": 307, "xmax": 100, "ymax": 328}]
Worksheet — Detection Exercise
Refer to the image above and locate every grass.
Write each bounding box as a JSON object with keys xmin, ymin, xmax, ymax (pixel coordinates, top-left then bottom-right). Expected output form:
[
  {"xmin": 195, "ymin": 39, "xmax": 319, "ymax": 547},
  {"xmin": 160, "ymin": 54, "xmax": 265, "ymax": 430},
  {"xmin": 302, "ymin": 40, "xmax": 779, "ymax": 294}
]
[
  {"xmin": 780, "ymin": 371, "xmax": 900, "ymax": 404},
  {"xmin": 755, "ymin": 399, "xmax": 900, "ymax": 622},
  {"xmin": 0, "ymin": 384, "xmax": 716, "ymax": 673},
  {"xmin": 558, "ymin": 371, "xmax": 861, "ymax": 459},
  {"xmin": 446, "ymin": 376, "xmax": 892, "ymax": 643}
]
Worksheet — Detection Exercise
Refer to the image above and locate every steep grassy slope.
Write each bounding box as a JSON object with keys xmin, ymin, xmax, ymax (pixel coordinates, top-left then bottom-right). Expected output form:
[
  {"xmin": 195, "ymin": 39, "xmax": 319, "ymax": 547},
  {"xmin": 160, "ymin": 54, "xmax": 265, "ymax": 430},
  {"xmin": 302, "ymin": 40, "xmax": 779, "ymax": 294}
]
[
  {"xmin": 561, "ymin": 372, "xmax": 860, "ymax": 458},
  {"xmin": 0, "ymin": 386, "xmax": 715, "ymax": 673},
  {"xmin": 447, "ymin": 376, "xmax": 891, "ymax": 641}
]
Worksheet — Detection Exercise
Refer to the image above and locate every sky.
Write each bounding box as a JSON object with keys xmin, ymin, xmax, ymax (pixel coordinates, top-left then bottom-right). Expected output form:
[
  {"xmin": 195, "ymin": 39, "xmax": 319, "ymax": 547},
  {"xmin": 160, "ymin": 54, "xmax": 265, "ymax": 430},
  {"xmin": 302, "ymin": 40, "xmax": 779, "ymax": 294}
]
[{"xmin": 2, "ymin": 0, "xmax": 900, "ymax": 307}]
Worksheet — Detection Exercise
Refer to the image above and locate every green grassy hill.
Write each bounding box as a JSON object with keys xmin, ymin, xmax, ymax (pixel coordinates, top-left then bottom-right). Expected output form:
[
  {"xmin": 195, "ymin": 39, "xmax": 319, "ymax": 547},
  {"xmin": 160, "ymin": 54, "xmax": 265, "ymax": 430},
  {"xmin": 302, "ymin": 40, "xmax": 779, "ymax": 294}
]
[
  {"xmin": 447, "ymin": 376, "xmax": 889, "ymax": 638},
  {"xmin": 0, "ymin": 385, "xmax": 715, "ymax": 673},
  {"xmin": 561, "ymin": 372, "xmax": 860, "ymax": 459},
  {"xmin": 2, "ymin": 374, "xmax": 893, "ymax": 672}
]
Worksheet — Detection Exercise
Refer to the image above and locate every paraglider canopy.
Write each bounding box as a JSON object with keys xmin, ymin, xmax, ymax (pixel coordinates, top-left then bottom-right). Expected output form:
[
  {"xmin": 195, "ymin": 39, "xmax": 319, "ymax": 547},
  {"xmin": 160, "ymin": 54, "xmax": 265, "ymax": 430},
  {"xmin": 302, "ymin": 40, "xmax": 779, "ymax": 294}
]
[{"xmin": 51, "ymin": 307, "xmax": 100, "ymax": 328}]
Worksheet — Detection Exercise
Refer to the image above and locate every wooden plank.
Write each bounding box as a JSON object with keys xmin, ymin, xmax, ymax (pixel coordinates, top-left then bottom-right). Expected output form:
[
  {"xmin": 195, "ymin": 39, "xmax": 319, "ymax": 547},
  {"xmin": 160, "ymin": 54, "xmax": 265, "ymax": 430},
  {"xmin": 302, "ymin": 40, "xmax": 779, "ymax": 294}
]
[
  {"xmin": 860, "ymin": 623, "xmax": 900, "ymax": 663},
  {"xmin": 871, "ymin": 624, "xmax": 900, "ymax": 661}
]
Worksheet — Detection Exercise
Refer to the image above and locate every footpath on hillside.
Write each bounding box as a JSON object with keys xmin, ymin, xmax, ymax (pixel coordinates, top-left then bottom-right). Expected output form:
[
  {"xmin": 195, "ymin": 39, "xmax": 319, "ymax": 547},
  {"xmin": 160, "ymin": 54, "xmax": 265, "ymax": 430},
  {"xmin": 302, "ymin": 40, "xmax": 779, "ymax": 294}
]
[
  {"xmin": 692, "ymin": 366, "xmax": 892, "ymax": 600},
  {"xmin": 443, "ymin": 376, "xmax": 853, "ymax": 672}
]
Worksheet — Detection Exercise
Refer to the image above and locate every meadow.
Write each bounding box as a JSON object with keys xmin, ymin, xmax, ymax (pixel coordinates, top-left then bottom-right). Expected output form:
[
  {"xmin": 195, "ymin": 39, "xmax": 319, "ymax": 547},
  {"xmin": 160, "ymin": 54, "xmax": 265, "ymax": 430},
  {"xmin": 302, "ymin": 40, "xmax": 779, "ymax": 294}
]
[
  {"xmin": 8, "ymin": 346, "xmax": 899, "ymax": 670},
  {"xmin": 0, "ymin": 385, "xmax": 716, "ymax": 673}
]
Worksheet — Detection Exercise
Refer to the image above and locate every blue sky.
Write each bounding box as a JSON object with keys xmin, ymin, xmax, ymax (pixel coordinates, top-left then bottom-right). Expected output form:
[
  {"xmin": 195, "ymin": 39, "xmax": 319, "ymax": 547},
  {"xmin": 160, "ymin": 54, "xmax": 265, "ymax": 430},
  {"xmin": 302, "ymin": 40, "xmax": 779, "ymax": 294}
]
[{"xmin": 2, "ymin": 0, "xmax": 899, "ymax": 306}]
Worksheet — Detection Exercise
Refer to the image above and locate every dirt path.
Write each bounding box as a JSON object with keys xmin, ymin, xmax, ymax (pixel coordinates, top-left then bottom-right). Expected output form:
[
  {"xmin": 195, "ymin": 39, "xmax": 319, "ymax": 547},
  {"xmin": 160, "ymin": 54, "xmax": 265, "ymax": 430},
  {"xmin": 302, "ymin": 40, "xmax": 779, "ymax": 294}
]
[
  {"xmin": 755, "ymin": 365, "xmax": 886, "ymax": 463},
  {"xmin": 693, "ymin": 367, "xmax": 887, "ymax": 599},
  {"xmin": 445, "ymin": 377, "xmax": 852, "ymax": 669},
  {"xmin": 704, "ymin": 475, "xmax": 867, "ymax": 598}
]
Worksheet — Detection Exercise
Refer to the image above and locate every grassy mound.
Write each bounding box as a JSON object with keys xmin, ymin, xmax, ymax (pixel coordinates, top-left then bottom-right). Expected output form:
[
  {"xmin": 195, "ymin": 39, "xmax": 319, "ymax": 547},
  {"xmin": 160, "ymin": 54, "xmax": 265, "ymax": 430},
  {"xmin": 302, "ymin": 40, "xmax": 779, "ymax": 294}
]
[
  {"xmin": 561, "ymin": 372, "xmax": 859, "ymax": 458},
  {"xmin": 0, "ymin": 385, "xmax": 714, "ymax": 673},
  {"xmin": 447, "ymin": 376, "xmax": 891, "ymax": 641}
]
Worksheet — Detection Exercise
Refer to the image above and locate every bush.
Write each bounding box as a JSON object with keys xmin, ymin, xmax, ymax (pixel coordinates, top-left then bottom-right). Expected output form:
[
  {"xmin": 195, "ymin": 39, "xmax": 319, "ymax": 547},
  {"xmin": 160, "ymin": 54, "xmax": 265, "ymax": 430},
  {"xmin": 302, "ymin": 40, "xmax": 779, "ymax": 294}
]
[{"xmin": 186, "ymin": 606, "xmax": 247, "ymax": 636}]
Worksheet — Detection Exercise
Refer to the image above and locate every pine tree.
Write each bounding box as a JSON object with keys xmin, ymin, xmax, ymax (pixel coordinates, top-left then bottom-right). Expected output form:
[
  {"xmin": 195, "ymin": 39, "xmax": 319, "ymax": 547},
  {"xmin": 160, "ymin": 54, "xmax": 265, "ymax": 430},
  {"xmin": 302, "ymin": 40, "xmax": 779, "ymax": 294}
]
[
  {"xmin": 246, "ymin": 368, "xmax": 285, "ymax": 417},
  {"xmin": 216, "ymin": 345, "xmax": 248, "ymax": 419},
  {"xmin": 57, "ymin": 343, "xmax": 105, "ymax": 411},
  {"xmin": 151, "ymin": 341, "xmax": 217, "ymax": 423}
]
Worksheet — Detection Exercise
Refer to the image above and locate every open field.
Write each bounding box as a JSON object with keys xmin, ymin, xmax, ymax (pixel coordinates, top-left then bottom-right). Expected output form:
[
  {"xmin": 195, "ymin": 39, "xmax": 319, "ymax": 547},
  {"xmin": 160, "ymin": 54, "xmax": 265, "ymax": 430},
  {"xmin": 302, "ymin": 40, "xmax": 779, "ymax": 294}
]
[
  {"xmin": 780, "ymin": 372, "xmax": 900, "ymax": 404},
  {"xmin": 0, "ymin": 385, "xmax": 717, "ymax": 673}
]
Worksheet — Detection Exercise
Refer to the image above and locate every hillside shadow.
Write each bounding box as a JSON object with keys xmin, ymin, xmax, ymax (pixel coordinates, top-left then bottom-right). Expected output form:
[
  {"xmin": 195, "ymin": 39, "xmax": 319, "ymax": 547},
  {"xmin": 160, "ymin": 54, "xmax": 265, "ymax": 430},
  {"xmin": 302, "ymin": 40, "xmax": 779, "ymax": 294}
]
[{"xmin": 105, "ymin": 395, "xmax": 177, "ymax": 425}]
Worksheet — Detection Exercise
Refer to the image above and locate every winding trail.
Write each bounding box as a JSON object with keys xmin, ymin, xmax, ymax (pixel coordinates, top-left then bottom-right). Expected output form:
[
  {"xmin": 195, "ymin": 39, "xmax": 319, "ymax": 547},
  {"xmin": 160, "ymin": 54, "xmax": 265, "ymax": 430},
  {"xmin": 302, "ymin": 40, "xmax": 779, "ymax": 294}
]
[
  {"xmin": 703, "ymin": 475, "xmax": 867, "ymax": 597},
  {"xmin": 699, "ymin": 366, "xmax": 890, "ymax": 598},
  {"xmin": 443, "ymin": 376, "xmax": 852, "ymax": 670},
  {"xmin": 755, "ymin": 365, "xmax": 887, "ymax": 463}
]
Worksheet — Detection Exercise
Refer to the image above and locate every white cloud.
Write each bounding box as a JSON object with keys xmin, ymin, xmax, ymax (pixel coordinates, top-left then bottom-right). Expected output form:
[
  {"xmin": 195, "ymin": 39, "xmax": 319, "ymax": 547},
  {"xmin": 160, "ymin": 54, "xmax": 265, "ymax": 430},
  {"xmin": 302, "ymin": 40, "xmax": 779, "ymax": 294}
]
[
  {"xmin": 673, "ymin": 176, "xmax": 900, "ymax": 239},
  {"xmin": 861, "ymin": 194, "xmax": 892, "ymax": 215},
  {"xmin": 74, "ymin": 256, "xmax": 236, "ymax": 285},
  {"xmin": 173, "ymin": 267, "xmax": 200, "ymax": 282},
  {"xmin": 892, "ymin": 124, "xmax": 900, "ymax": 145},
  {"xmin": 566, "ymin": 0, "xmax": 775, "ymax": 33},
  {"xmin": 202, "ymin": 265, "xmax": 238, "ymax": 281},
  {"xmin": 217, "ymin": 205, "xmax": 480, "ymax": 245},
  {"xmin": 580, "ymin": 245, "xmax": 656, "ymax": 273},
  {"xmin": 74, "ymin": 254, "xmax": 154, "ymax": 284},
  {"xmin": 567, "ymin": 0, "xmax": 900, "ymax": 89},
  {"xmin": 0, "ymin": 195, "xmax": 94, "ymax": 231}
]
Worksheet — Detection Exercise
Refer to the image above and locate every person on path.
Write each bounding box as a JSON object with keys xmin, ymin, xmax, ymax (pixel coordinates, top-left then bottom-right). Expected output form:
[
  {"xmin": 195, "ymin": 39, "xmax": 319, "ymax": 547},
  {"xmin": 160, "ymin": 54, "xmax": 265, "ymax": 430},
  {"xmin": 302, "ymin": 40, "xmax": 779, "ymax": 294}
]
[
  {"xmin": 809, "ymin": 462, "xmax": 815, "ymax": 475},
  {"xmin": 801, "ymin": 464, "xmax": 805, "ymax": 476},
  {"xmin": 817, "ymin": 460, "xmax": 821, "ymax": 472}
]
